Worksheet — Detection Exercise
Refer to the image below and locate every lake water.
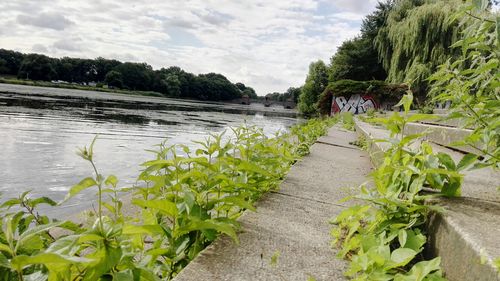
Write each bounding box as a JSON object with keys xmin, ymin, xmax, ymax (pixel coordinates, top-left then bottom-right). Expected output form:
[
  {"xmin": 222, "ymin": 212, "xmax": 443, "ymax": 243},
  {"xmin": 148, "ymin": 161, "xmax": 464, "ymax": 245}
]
[{"xmin": 0, "ymin": 84, "xmax": 298, "ymax": 216}]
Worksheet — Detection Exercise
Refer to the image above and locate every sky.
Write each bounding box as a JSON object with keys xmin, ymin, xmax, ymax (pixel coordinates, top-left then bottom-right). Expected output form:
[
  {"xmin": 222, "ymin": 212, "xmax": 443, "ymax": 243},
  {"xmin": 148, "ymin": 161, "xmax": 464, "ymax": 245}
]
[{"xmin": 0, "ymin": 0, "xmax": 379, "ymax": 95}]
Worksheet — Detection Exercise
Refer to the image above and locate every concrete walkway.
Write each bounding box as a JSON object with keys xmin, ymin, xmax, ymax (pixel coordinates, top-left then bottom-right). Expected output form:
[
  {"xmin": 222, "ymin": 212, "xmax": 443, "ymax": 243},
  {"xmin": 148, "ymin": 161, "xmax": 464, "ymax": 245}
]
[{"xmin": 174, "ymin": 126, "xmax": 373, "ymax": 281}]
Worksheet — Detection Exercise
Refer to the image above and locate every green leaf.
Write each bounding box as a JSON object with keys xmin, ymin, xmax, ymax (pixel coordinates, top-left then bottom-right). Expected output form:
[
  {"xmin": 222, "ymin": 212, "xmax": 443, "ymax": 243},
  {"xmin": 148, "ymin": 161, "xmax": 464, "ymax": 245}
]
[
  {"xmin": 436, "ymin": 153, "xmax": 456, "ymax": 171},
  {"xmin": 457, "ymin": 153, "xmax": 477, "ymax": 171},
  {"xmin": 210, "ymin": 196, "xmax": 256, "ymax": 212},
  {"xmin": 1, "ymin": 198, "xmax": 21, "ymax": 209},
  {"xmin": 132, "ymin": 199, "xmax": 178, "ymax": 218},
  {"xmin": 16, "ymin": 221, "xmax": 64, "ymax": 252},
  {"xmin": 0, "ymin": 243, "xmax": 13, "ymax": 255},
  {"xmin": 104, "ymin": 175, "xmax": 118, "ymax": 187},
  {"xmin": 11, "ymin": 253, "xmax": 88, "ymax": 272},
  {"xmin": 394, "ymin": 257, "xmax": 442, "ymax": 281},
  {"xmin": 398, "ymin": 229, "xmax": 407, "ymax": 248},
  {"xmin": 403, "ymin": 230, "xmax": 426, "ymax": 252},
  {"xmin": 62, "ymin": 177, "xmax": 97, "ymax": 203},
  {"xmin": 122, "ymin": 224, "xmax": 164, "ymax": 236},
  {"xmin": 441, "ymin": 179, "xmax": 462, "ymax": 197},
  {"xmin": 237, "ymin": 161, "xmax": 272, "ymax": 177},
  {"xmin": 30, "ymin": 197, "xmax": 57, "ymax": 207},
  {"xmin": 0, "ymin": 252, "xmax": 10, "ymax": 268},
  {"xmin": 82, "ymin": 245, "xmax": 122, "ymax": 281},
  {"xmin": 113, "ymin": 270, "xmax": 134, "ymax": 281},
  {"xmin": 395, "ymin": 93, "xmax": 413, "ymax": 114},
  {"xmin": 390, "ymin": 248, "xmax": 417, "ymax": 266},
  {"xmin": 175, "ymin": 218, "xmax": 238, "ymax": 243}
]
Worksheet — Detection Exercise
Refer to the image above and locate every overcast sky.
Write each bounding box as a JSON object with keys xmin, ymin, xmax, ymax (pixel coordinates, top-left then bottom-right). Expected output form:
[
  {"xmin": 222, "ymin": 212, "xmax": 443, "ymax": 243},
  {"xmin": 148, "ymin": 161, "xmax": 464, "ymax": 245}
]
[{"xmin": 0, "ymin": 0, "xmax": 378, "ymax": 95}]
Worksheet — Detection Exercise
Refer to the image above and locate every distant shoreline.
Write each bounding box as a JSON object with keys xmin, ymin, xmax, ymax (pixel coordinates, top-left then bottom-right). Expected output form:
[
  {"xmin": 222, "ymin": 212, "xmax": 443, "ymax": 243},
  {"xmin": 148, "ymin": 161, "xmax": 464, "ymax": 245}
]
[
  {"xmin": 0, "ymin": 77, "xmax": 169, "ymax": 98},
  {"xmin": 0, "ymin": 82, "xmax": 299, "ymax": 118}
]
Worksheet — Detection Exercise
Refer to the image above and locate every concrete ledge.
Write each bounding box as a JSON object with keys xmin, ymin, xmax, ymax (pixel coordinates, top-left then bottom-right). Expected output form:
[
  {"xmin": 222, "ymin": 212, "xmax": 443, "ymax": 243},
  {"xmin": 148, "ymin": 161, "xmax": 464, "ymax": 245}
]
[
  {"xmin": 355, "ymin": 120, "xmax": 500, "ymax": 281},
  {"xmin": 404, "ymin": 122, "xmax": 476, "ymax": 154},
  {"xmin": 427, "ymin": 198, "xmax": 500, "ymax": 281}
]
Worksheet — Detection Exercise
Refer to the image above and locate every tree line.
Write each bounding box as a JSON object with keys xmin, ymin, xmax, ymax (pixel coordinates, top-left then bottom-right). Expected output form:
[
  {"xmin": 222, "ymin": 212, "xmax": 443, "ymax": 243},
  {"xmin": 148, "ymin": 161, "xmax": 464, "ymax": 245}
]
[
  {"xmin": 0, "ymin": 49, "xmax": 257, "ymax": 101},
  {"xmin": 296, "ymin": 0, "xmax": 479, "ymax": 116}
]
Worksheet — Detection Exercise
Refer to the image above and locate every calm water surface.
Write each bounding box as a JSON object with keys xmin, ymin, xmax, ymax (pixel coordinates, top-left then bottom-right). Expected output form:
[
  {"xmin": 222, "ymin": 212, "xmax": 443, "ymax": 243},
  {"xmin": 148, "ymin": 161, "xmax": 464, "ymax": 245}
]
[{"xmin": 0, "ymin": 84, "xmax": 298, "ymax": 216}]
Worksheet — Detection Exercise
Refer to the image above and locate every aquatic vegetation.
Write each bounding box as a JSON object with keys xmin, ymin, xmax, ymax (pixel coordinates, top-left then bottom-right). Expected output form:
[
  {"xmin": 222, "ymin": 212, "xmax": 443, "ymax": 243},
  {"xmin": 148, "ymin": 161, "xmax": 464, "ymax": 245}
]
[{"xmin": 0, "ymin": 117, "xmax": 335, "ymax": 280}]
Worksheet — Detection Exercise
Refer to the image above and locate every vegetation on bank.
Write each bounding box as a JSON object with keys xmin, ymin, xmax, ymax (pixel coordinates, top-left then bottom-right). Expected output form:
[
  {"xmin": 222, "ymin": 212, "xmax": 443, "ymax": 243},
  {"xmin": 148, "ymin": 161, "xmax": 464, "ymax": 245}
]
[
  {"xmin": 0, "ymin": 77, "xmax": 165, "ymax": 98},
  {"xmin": 0, "ymin": 49, "xmax": 257, "ymax": 102},
  {"xmin": 0, "ymin": 117, "xmax": 337, "ymax": 280},
  {"xmin": 331, "ymin": 0, "xmax": 499, "ymax": 279},
  {"xmin": 296, "ymin": 0, "xmax": 495, "ymax": 116},
  {"xmin": 332, "ymin": 93, "xmax": 470, "ymax": 280}
]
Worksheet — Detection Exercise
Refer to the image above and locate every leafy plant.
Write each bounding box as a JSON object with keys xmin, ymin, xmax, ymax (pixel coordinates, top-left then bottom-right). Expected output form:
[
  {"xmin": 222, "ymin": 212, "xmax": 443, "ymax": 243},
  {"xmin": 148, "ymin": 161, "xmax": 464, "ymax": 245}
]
[
  {"xmin": 331, "ymin": 92, "xmax": 474, "ymax": 280},
  {"xmin": 429, "ymin": 0, "xmax": 499, "ymax": 169},
  {"xmin": 0, "ymin": 117, "xmax": 337, "ymax": 280}
]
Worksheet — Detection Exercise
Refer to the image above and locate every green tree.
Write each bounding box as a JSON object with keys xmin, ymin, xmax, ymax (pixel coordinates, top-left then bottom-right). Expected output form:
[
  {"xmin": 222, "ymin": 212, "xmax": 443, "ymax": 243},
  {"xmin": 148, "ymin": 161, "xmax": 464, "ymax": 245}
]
[
  {"xmin": 164, "ymin": 73, "xmax": 181, "ymax": 98},
  {"xmin": 298, "ymin": 60, "xmax": 328, "ymax": 116},
  {"xmin": 430, "ymin": 0, "xmax": 499, "ymax": 167},
  {"xmin": 113, "ymin": 62, "xmax": 153, "ymax": 90},
  {"xmin": 0, "ymin": 49, "xmax": 24, "ymax": 76},
  {"xmin": 18, "ymin": 54, "xmax": 57, "ymax": 81},
  {"xmin": 285, "ymin": 87, "xmax": 301, "ymax": 103},
  {"xmin": 329, "ymin": 37, "xmax": 386, "ymax": 81},
  {"xmin": 94, "ymin": 57, "xmax": 122, "ymax": 82},
  {"xmin": 374, "ymin": 0, "xmax": 461, "ymax": 100},
  {"xmin": 236, "ymin": 82, "xmax": 258, "ymax": 98},
  {"xmin": 328, "ymin": 1, "xmax": 390, "ymax": 82},
  {"xmin": 104, "ymin": 70, "xmax": 123, "ymax": 88}
]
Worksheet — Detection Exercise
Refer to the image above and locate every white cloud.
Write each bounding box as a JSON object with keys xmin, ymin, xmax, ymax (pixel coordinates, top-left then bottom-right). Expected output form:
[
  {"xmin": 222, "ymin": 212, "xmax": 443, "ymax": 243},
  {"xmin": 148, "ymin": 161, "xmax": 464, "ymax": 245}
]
[
  {"xmin": 0, "ymin": 0, "xmax": 378, "ymax": 95},
  {"xmin": 17, "ymin": 12, "xmax": 74, "ymax": 30}
]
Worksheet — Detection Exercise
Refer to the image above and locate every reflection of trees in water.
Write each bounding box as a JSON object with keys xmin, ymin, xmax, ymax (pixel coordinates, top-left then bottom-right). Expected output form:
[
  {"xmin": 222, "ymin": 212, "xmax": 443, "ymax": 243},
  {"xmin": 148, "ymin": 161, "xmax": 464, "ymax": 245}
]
[{"xmin": 0, "ymin": 92, "xmax": 298, "ymax": 125}]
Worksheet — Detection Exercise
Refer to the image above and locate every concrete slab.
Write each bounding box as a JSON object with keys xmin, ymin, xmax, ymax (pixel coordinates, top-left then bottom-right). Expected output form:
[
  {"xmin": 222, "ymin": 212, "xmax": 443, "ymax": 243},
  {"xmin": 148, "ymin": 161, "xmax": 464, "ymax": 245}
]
[
  {"xmin": 174, "ymin": 127, "xmax": 374, "ymax": 281},
  {"xmin": 278, "ymin": 141, "xmax": 373, "ymax": 205},
  {"xmin": 404, "ymin": 122, "xmax": 476, "ymax": 154},
  {"xmin": 317, "ymin": 126, "xmax": 360, "ymax": 149},
  {"xmin": 427, "ymin": 198, "xmax": 500, "ymax": 281}
]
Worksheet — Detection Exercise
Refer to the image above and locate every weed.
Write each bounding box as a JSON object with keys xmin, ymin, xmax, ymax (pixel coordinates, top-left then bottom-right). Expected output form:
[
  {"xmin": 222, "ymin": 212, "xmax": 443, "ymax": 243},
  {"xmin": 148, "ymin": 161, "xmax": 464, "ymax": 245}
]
[{"xmin": 0, "ymin": 117, "xmax": 337, "ymax": 280}]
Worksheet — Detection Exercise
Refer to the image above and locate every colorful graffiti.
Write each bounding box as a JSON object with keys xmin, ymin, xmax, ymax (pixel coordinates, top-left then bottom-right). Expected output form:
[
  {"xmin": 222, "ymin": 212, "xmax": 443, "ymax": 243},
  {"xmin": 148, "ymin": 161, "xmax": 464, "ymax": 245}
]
[{"xmin": 331, "ymin": 94, "xmax": 378, "ymax": 114}]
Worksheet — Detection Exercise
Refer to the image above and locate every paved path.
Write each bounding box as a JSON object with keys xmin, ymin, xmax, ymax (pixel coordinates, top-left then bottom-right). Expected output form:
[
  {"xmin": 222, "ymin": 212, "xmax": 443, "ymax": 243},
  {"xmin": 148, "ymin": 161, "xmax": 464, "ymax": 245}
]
[{"xmin": 174, "ymin": 126, "xmax": 373, "ymax": 281}]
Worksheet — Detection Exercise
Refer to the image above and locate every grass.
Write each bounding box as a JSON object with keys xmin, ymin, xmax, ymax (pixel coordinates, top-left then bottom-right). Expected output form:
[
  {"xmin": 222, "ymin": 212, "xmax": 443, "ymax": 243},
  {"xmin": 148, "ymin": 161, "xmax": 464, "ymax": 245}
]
[{"xmin": 0, "ymin": 77, "xmax": 165, "ymax": 98}]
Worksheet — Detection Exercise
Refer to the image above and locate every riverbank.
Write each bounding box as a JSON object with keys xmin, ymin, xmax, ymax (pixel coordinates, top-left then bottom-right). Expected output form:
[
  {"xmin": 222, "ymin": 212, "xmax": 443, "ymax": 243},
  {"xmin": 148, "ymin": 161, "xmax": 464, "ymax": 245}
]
[
  {"xmin": 0, "ymin": 77, "xmax": 164, "ymax": 97},
  {"xmin": 0, "ymin": 83, "xmax": 298, "ymax": 118}
]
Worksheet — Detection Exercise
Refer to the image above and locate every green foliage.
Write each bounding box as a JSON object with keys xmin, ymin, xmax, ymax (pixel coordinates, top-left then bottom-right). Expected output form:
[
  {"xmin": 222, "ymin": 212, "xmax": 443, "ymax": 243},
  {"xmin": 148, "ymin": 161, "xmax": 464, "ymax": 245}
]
[
  {"xmin": 430, "ymin": 0, "xmax": 499, "ymax": 169},
  {"xmin": 317, "ymin": 80, "xmax": 407, "ymax": 116},
  {"xmin": 265, "ymin": 87, "xmax": 301, "ymax": 104},
  {"xmin": 328, "ymin": 37, "xmax": 386, "ymax": 82},
  {"xmin": 375, "ymin": 0, "xmax": 462, "ymax": 100},
  {"xmin": 0, "ymin": 49, "xmax": 254, "ymax": 102},
  {"xmin": 298, "ymin": 60, "xmax": 329, "ymax": 116},
  {"xmin": 0, "ymin": 118, "xmax": 337, "ymax": 280},
  {"xmin": 104, "ymin": 70, "xmax": 123, "ymax": 89},
  {"xmin": 331, "ymin": 92, "xmax": 472, "ymax": 280}
]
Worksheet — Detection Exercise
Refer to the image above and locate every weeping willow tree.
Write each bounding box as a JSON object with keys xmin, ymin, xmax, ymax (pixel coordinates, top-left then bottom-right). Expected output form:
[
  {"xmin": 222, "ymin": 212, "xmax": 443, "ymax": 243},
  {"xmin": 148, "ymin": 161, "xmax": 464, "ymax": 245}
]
[{"xmin": 375, "ymin": 0, "xmax": 462, "ymax": 101}]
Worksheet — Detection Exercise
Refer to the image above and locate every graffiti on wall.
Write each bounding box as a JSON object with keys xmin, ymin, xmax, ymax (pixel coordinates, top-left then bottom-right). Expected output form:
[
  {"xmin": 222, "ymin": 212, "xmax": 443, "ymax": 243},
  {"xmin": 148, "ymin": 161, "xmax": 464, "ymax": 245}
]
[{"xmin": 331, "ymin": 94, "xmax": 378, "ymax": 114}]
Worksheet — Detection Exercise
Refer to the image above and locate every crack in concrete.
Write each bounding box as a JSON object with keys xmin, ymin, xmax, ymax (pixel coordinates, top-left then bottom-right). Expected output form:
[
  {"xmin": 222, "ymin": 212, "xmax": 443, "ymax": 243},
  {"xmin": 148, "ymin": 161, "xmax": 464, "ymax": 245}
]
[
  {"xmin": 270, "ymin": 190, "xmax": 347, "ymax": 208},
  {"xmin": 316, "ymin": 140, "xmax": 359, "ymax": 151}
]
